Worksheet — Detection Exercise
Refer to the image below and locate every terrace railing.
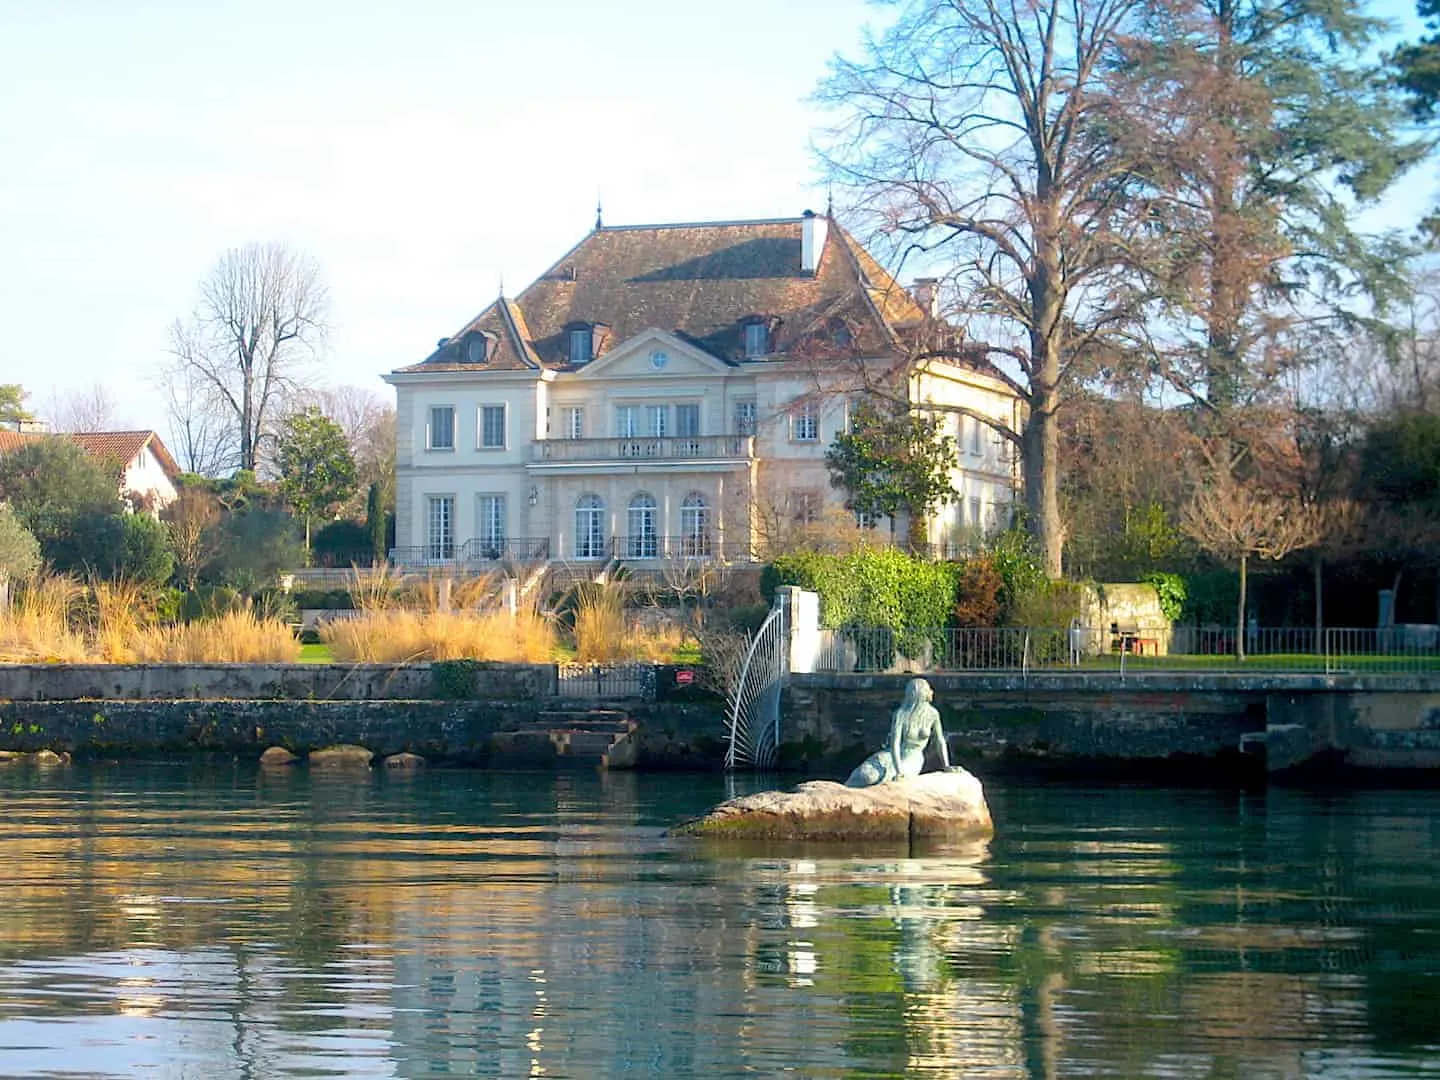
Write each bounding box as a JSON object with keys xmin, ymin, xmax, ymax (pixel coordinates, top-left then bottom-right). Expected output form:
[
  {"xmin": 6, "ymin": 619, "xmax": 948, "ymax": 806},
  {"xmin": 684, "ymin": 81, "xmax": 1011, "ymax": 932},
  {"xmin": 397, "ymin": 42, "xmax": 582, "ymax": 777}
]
[
  {"xmin": 811, "ymin": 626, "xmax": 1440, "ymax": 676},
  {"xmin": 609, "ymin": 535, "xmax": 758, "ymax": 562},
  {"xmin": 389, "ymin": 537, "xmax": 551, "ymax": 568}
]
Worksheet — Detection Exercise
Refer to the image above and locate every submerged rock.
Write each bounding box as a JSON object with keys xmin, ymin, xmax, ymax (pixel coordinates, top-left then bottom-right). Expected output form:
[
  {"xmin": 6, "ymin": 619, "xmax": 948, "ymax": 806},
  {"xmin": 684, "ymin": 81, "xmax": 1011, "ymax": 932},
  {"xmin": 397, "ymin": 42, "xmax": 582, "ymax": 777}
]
[
  {"xmin": 671, "ymin": 768, "xmax": 993, "ymax": 842},
  {"xmin": 308, "ymin": 744, "xmax": 374, "ymax": 769},
  {"xmin": 382, "ymin": 752, "xmax": 426, "ymax": 769},
  {"xmin": 32, "ymin": 749, "xmax": 71, "ymax": 767},
  {"xmin": 259, "ymin": 746, "xmax": 299, "ymax": 766}
]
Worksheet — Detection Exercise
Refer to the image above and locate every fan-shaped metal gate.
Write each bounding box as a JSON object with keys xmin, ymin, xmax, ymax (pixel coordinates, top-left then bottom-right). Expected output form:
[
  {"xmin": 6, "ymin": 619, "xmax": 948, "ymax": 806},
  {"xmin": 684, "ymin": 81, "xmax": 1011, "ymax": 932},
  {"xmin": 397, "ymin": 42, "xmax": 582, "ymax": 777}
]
[{"xmin": 724, "ymin": 604, "xmax": 787, "ymax": 770}]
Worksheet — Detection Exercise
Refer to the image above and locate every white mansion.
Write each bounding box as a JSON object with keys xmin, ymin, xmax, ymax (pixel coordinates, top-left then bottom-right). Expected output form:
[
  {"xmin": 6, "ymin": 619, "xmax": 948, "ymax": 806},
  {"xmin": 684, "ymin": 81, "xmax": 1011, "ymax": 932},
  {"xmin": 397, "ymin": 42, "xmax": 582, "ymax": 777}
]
[{"xmin": 384, "ymin": 212, "xmax": 1020, "ymax": 567}]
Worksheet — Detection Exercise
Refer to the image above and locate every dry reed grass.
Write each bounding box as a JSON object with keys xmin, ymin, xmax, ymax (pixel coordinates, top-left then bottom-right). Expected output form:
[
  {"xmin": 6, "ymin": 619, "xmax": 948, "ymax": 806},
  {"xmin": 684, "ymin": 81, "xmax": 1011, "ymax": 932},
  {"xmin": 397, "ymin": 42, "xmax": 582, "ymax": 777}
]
[
  {"xmin": 90, "ymin": 579, "xmax": 159, "ymax": 663},
  {"xmin": 571, "ymin": 582, "xmax": 628, "ymax": 662},
  {"xmin": 0, "ymin": 574, "xmax": 300, "ymax": 664},
  {"xmin": 570, "ymin": 581, "xmax": 690, "ymax": 663},
  {"xmin": 0, "ymin": 574, "xmax": 88, "ymax": 663},
  {"xmin": 321, "ymin": 609, "xmax": 555, "ymax": 663},
  {"xmin": 348, "ymin": 564, "xmax": 401, "ymax": 612},
  {"xmin": 132, "ymin": 610, "xmax": 302, "ymax": 663}
]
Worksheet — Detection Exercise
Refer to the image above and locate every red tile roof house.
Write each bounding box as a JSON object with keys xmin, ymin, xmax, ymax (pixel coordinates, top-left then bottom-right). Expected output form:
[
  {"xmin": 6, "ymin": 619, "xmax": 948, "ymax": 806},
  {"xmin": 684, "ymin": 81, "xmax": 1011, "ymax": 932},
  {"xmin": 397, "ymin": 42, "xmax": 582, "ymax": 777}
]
[
  {"xmin": 0, "ymin": 429, "xmax": 181, "ymax": 512},
  {"xmin": 382, "ymin": 212, "xmax": 1024, "ymax": 569}
]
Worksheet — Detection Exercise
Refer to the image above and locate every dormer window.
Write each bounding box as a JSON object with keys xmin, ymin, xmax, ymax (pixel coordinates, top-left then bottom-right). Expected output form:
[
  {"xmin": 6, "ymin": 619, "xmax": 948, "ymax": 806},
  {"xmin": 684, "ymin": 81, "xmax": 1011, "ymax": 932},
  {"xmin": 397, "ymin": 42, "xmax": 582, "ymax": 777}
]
[
  {"xmin": 568, "ymin": 325, "xmax": 593, "ymax": 365},
  {"xmin": 742, "ymin": 317, "xmax": 771, "ymax": 358},
  {"xmin": 464, "ymin": 333, "xmax": 493, "ymax": 364}
]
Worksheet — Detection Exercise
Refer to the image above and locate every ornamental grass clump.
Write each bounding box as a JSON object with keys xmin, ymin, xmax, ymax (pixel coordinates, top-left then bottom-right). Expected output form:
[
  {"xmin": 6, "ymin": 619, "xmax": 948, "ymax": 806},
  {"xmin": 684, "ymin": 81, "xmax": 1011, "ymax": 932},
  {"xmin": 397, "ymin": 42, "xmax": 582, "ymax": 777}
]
[
  {"xmin": 0, "ymin": 573, "xmax": 87, "ymax": 663},
  {"xmin": 133, "ymin": 610, "xmax": 302, "ymax": 663},
  {"xmin": 568, "ymin": 581, "xmax": 689, "ymax": 663},
  {"xmin": 320, "ymin": 609, "xmax": 555, "ymax": 663},
  {"xmin": 90, "ymin": 579, "xmax": 161, "ymax": 663},
  {"xmin": 571, "ymin": 581, "xmax": 628, "ymax": 662}
]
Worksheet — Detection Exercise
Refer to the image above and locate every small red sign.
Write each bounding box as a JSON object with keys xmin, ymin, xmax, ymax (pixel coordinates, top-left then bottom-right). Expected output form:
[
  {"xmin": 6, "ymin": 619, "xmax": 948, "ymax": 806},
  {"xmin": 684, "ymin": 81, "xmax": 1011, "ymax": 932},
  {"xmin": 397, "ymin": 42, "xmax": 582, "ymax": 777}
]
[{"xmin": 675, "ymin": 669, "xmax": 695, "ymax": 686}]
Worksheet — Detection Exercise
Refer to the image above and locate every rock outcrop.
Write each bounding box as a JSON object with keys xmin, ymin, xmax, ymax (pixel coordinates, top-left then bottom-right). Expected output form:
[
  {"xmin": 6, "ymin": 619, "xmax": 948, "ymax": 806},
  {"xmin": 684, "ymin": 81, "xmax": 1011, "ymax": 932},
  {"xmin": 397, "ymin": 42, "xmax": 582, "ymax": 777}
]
[
  {"xmin": 307, "ymin": 744, "xmax": 374, "ymax": 769},
  {"xmin": 671, "ymin": 768, "xmax": 992, "ymax": 842}
]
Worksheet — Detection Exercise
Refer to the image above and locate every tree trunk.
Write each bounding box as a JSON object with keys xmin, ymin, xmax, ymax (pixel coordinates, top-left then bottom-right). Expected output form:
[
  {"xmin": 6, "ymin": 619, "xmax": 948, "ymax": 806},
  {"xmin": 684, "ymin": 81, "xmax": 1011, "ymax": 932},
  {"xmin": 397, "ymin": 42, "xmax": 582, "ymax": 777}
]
[
  {"xmin": 1027, "ymin": 191, "xmax": 1065, "ymax": 579},
  {"xmin": 1313, "ymin": 551, "xmax": 1324, "ymax": 655},
  {"xmin": 1236, "ymin": 553, "xmax": 1248, "ymax": 662}
]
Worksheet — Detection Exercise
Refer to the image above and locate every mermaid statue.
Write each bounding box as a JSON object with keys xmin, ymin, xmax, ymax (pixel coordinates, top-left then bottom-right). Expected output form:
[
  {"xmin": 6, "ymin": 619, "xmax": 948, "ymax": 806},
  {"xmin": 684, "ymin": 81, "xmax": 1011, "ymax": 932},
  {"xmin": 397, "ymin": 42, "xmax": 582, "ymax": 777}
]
[{"xmin": 845, "ymin": 677, "xmax": 951, "ymax": 787}]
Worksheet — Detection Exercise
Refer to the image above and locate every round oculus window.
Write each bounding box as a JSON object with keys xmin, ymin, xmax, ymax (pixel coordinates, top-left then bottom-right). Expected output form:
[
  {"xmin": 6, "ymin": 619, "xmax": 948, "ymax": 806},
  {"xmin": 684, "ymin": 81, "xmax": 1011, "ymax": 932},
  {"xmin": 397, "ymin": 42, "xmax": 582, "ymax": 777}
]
[{"xmin": 649, "ymin": 350, "xmax": 669, "ymax": 369}]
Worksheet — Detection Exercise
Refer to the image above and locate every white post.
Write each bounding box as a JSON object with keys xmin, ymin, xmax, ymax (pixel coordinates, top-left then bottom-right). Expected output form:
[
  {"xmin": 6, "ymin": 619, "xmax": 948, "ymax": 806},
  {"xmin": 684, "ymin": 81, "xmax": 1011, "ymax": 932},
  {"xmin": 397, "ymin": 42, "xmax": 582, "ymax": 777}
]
[{"xmin": 775, "ymin": 585, "xmax": 821, "ymax": 673}]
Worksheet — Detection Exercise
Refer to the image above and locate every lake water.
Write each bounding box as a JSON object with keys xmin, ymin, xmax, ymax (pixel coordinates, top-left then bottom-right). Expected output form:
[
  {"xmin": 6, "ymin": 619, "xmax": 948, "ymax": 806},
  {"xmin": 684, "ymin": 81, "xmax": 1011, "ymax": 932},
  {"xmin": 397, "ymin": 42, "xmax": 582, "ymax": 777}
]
[{"xmin": 1, "ymin": 763, "xmax": 1438, "ymax": 1078}]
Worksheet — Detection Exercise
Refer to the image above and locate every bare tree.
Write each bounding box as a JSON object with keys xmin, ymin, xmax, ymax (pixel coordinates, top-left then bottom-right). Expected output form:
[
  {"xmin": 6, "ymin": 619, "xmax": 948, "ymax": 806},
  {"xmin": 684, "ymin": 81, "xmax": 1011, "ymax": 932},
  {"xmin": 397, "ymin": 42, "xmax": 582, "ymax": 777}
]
[
  {"xmin": 167, "ymin": 243, "xmax": 328, "ymax": 474},
  {"xmin": 159, "ymin": 363, "xmax": 235, "ymax": 476},
  {"xmin": 161, "ymin": 486, "xmax": 221, "ymax": 590},
  {"xmin": 816, "ymin": 0, "xmax": 1148, "ymax": 576},
  {"xmin": 43, "ymin": 383, "xmax": 127, "ymax": 433},
  {"xmin": 1181, "ymin": 443, "xmax": 1322, "ymax": 660}
]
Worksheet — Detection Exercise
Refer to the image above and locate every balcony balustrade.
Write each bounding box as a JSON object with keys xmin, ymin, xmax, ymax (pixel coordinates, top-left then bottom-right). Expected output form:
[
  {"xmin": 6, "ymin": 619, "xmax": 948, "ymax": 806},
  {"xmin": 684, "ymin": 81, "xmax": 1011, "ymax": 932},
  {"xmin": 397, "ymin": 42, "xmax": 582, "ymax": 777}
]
[{"xmin": 532, "ymin": 434, "xmax": 754, "ymax": 463}]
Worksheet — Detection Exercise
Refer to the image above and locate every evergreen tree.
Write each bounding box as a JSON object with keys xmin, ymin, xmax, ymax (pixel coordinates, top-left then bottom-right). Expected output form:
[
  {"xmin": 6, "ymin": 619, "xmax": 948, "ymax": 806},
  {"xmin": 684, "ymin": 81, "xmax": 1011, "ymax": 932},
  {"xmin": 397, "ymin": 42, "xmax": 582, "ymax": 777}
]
[
  {"xmin": 276, "ymin": 407, "xmax": 358, "ymax": 556},
  {"xmin": 825, "ymin": 400, "xmax": 958, "ymax": 545}
]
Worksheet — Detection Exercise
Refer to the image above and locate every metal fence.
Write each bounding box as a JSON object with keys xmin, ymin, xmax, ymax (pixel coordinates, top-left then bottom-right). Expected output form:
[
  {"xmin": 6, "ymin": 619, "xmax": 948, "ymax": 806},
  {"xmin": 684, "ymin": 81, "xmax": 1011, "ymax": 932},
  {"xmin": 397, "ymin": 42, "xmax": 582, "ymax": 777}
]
[
  {"xmin": 812, "ymin": 625, "xmax": 1440, "ymax": 675},
  {"xmin": 556, "ymin": 662, "xmax": 656, "ymax": 700}
]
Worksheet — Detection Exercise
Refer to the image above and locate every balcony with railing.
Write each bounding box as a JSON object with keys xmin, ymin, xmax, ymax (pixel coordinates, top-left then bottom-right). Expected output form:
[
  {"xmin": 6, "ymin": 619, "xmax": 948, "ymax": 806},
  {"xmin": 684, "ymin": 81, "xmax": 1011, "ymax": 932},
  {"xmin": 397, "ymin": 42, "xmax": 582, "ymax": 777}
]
[{"xmin": 531, "ymin": 434, "xmax": 754, "ymax": 465}]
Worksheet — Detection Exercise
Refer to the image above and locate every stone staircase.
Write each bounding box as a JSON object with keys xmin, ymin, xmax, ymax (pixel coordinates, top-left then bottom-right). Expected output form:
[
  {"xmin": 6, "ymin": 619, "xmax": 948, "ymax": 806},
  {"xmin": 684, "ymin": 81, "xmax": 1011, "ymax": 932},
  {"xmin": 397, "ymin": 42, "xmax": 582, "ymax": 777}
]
[{"xmin": 499, "ymin": 708, "xmax": 635, "ymax": 768}]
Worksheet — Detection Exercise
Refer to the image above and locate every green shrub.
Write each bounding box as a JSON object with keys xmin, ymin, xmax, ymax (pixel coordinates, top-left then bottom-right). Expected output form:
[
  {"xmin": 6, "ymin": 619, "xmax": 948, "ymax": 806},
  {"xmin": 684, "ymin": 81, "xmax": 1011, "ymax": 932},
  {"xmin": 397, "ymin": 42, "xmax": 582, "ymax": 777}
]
[
  {"xmin": 291, "ymin": 588, "xmax": 354, "ymax": 610},
  {"xmin": 1183, "ymin": 569, "xmax": 1237, "ymax": 625},
  {"xmin": 1008, "ymin": 578, "xmax": 1087, "ymax": 629},
  {"xmin": 1144, "ymin": 571, "xmax": 1187, "ymax": 623},
  {"xmin": 767, "ymin": 549, "xmax": 959, "ymax": 659},
  {"xmin": 179, "ymin": 585, "xmax": 243, "ymax": 622},
  {"xmin": 987, "ymin": 527, "xmax": 1048, "ymax": 623}
]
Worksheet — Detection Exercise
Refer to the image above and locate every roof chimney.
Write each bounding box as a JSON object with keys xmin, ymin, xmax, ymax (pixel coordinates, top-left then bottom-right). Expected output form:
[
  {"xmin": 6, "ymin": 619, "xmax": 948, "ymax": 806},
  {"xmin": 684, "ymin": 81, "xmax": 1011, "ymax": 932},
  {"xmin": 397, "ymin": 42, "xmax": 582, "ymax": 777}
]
[
  {"xmin": 912, "ymin": 278, "xmax": 939, "ymax": 318},
  {"xmin": 801, "ymin": 209, "xmax": 828, "ymax": 274}
]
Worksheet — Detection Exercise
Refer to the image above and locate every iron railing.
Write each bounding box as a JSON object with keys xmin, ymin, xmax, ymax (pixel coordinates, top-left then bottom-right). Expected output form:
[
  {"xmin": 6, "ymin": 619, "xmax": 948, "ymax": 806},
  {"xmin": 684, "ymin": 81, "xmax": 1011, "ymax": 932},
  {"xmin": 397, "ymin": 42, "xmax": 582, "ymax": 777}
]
[
  {"xmin": 556, "ymin": 662, "xmax": 656, "ymax": 701},
  {"xmin": 608, "ymin": 535, "xmax": 759, "ymax": 561},
  {"xmin": 811, "ymin": 625, "xmax": 1440, "ymax": 675},
  {"xmin": 389, "ymin": 537, "xmax": 551, "ymax": 567}
]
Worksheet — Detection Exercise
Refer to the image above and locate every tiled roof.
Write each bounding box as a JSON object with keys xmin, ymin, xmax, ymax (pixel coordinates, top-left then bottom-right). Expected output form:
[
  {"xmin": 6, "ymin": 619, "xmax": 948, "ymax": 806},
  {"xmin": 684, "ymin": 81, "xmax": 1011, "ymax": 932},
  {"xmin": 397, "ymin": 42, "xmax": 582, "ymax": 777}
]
[
  {"xmin": 392, "ymin": 215, "xmax": 931, "ymax": 374},
  {"xmin": 0, "ymin": 429, "xmax": 180, "ymax": 477}
]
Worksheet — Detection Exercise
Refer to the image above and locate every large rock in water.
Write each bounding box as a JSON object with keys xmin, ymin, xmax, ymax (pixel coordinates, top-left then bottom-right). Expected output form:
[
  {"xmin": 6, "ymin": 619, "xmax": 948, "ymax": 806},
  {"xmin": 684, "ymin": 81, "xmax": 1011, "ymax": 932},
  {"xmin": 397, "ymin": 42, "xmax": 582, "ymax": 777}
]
[{"xmin": 671, "ymin": 768, "xmax": 992, "ymax": 842}]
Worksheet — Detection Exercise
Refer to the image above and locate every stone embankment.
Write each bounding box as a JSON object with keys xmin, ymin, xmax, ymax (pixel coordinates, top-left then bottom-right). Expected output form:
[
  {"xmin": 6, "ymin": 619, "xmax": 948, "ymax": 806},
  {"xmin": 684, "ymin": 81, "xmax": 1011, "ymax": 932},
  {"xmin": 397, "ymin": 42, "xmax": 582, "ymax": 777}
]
[{"xmin": 3, "ymin": 664, "xmax": 1440, "ymax": 777}]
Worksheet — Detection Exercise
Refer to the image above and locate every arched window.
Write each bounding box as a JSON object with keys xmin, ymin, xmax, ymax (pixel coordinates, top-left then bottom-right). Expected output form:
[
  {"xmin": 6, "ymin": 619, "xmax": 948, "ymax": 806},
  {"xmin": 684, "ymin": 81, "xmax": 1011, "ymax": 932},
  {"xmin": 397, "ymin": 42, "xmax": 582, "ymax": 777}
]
[
  {"xmin": 680, "ymin": 492, "xmax": 710, "ymax": 557},
  {"xmin": 575, "ymin": 493, "xmax": 606, "ymax": 559},
  {"xmin": 627, "ymin": 493, "xmax": 657, "ymax": 558}
]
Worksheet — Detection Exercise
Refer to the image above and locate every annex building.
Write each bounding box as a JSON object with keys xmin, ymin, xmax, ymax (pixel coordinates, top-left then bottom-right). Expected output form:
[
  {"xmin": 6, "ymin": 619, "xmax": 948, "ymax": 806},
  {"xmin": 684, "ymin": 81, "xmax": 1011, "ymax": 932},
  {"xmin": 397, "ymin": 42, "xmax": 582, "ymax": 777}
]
[{"xmin": 384, "ymin": 212, "xmax": 1020, "ymax": 568}]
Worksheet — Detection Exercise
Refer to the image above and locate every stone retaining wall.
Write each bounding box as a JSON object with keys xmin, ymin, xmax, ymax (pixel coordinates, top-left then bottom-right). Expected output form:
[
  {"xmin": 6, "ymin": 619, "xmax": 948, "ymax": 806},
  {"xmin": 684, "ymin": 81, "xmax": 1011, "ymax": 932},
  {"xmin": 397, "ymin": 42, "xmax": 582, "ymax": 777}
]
[
  {"xmin": 784, "ymin": 673, "xmax": 1440, "ymax": 776},
  {"xmin": 0, "ymin": 663, "xmax": 554, "ymax": 702}
]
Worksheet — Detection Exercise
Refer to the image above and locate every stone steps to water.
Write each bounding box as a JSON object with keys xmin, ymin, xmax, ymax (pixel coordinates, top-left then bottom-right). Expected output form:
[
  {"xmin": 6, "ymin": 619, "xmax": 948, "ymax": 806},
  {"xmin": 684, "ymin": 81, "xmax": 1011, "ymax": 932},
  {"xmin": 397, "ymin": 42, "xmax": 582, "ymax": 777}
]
[
  {"xmin": 533, "ymin": 709, "xmax": 633, "ymax": 734},
  {"xmin": 490, "ymin": 708, "xmax": 637, "ymax": 769}
]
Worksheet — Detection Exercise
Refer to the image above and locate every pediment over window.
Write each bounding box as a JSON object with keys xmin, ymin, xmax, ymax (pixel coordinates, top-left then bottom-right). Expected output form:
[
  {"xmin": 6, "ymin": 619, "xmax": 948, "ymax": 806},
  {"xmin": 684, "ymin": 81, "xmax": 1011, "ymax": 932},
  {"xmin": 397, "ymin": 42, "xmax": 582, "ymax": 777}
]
[{"xmin": 570, "ymin": 328, "xmax": 734, "ymax": 379}]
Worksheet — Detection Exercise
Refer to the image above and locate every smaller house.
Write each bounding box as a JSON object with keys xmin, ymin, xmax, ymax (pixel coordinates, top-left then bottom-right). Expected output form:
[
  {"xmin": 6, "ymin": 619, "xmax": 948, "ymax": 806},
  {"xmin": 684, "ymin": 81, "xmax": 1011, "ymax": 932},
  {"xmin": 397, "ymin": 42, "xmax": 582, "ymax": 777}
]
[{"xmin": 0, "ymin": 429, "xmax": 181, "ymax": 510}]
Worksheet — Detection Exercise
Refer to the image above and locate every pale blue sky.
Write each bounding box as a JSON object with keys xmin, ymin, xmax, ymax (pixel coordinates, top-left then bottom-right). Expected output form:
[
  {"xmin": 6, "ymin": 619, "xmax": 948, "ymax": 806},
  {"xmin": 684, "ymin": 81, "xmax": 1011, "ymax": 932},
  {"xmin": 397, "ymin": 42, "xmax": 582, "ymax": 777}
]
[
  {"xmin": 0, "ymin": 0, "xmax": 873, "ymax": 427},
  {"xmin": 0, "ymin": 0, "xmax": 1431, "ymax": 433}
]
